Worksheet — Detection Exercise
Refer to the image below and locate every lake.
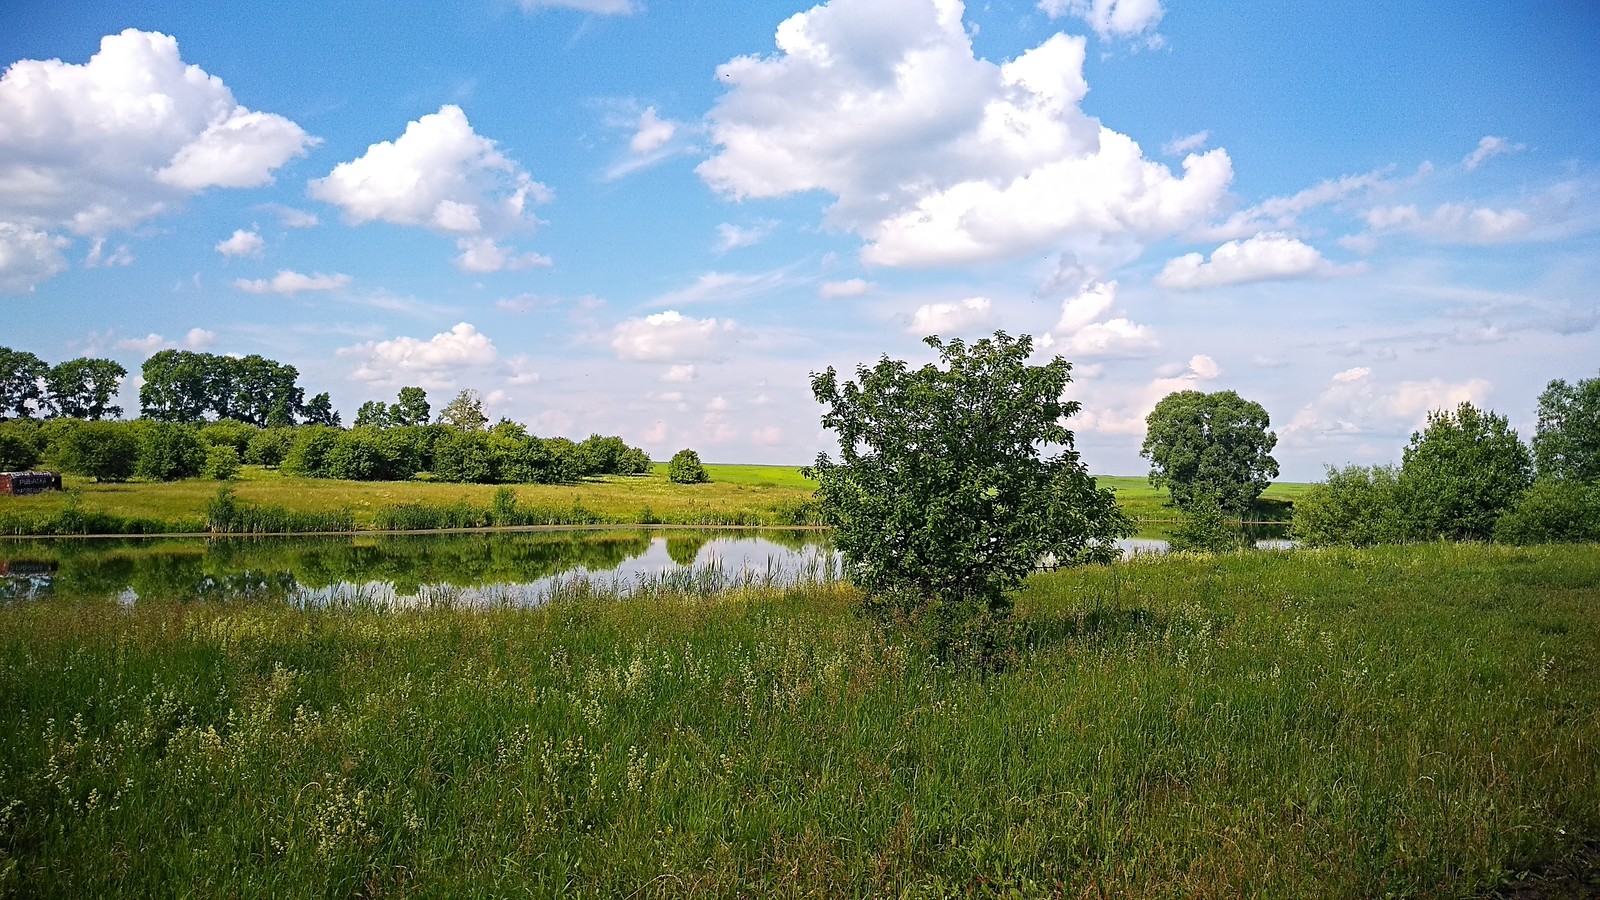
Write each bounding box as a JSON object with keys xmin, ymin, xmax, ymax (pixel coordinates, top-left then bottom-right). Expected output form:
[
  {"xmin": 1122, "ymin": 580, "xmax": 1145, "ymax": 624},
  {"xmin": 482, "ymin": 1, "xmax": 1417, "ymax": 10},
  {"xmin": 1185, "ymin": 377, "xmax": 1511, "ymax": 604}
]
[{"xmin": 0, "ymin": 528, "xmax": 1294, "ymax": 605}]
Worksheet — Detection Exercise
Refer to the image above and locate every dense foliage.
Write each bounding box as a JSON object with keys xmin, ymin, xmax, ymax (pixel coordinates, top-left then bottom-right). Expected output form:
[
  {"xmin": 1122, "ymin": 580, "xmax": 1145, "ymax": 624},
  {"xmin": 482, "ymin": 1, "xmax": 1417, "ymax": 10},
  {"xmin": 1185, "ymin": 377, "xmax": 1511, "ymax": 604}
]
[
  {"xmin": 1493, "ymin": 479, "xmax": 1600, "ymax": 545},
  {"xmin": 1291, "ymin": 465, "xmax": 1409, "ymax": 547},
  {"xmin": 1533, "ymin": 371, "xmax": 1600, "ymax": 483},
  {"xmin": 139, "ymin": 349, "xmax": 333, "ymax": 426},
  {"xmin": 1398, "ymin": 402, "xmax": 1532, "ymax": 541},
  {"xmin": 1141, "ymin": 390, "xmax": 1279, "ymax": 514},
  {"xmin": 0, "ymin": 346, "xmax": 126, "ymax": 420},
  {"xmin": 807, "ymin": 332, "xmax": 1129, "ymax": 648},
  {"xmin": 667, "ymin": 448, "xmax": 710, "ymax": 484}
]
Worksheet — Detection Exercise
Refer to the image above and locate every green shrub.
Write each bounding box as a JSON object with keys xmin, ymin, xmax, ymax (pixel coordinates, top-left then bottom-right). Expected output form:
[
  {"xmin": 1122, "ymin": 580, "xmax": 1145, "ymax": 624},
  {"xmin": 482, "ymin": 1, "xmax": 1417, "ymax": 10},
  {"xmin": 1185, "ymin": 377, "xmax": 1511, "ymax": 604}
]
[
  {"xmin": 667, "ymin": 448, "xmax": 709, "ymax": 484},
  {"xmin": 198, "ymin": 419, "xmax": 258, "ymax": 455},
  {"xmin": 59, "ymin": 421, "xmax": 138, "ymax": 482},
  {"xmin": 433, "ymin": 430, "xmax": 496, "ymax": 483},
  {"xmin": 1292, "ymin": 464, "xmax": 1409, "ymax": 547},
  {"xmin": 203, "ymin": 444, "xmax": 241, "ymax": 480},
  {"xmin": 135, "ymin": 422, "xmax": 205, "ymax": 481},
  {"xmin": 280, "ymin": 427, "xmax": 340, "ymax": 477},
  {"xmin": 324, "ymin": 428, "xmax": 403, "ymax": 481},
  {"xmin": 1398, "ymin": 402, "xmax": 1532, "ymax": 541},
  {"xmin": 1494, "ymin": 479, "xmax": 1600, "ymax": 544},
  {"xmin": 1168, "ymin": 492, "xmax": 1248, "ymax": 553},
  {"xmin": 0, "ymin": 420, "xmax": 42, "ymax": 470},
  {"xmin": 244, "ymin": 427, "xmax": 294, "ymax": 467}
]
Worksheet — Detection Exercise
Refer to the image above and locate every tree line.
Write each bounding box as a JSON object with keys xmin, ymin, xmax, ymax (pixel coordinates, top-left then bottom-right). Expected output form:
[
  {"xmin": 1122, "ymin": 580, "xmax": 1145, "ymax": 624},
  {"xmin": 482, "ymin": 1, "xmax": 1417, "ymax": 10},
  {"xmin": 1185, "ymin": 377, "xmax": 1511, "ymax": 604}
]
[
  {"xmin": 1292, "ymin": 374, "xmax": 1600, "ymax": 546},
  {"xmin": 2, "ymin": 346, "xmax": 337, "ymax": 426},
  {"xmin": 1, "ymin": 347, "xmax": 663, "ymax": 486}
]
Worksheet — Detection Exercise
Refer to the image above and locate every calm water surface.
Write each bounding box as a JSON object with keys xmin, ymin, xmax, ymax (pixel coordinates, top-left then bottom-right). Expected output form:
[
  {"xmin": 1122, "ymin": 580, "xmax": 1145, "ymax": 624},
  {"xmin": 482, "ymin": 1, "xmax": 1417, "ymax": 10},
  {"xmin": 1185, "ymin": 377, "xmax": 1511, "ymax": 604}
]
[
  {"xmin": 0, "ymin": 530, "xmax": 838, "ymax": 606},
  {"xmin": 1, "ymin": 527, "xmax": 1295, "ymax": 605}
]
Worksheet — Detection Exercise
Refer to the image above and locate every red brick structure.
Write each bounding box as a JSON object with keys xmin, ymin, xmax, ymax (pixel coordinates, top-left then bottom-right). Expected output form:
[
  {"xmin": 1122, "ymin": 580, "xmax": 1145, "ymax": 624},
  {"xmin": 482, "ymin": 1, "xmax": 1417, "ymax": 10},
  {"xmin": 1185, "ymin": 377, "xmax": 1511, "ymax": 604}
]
[{"xmin": 0, "ymin": 472, "xmax": 63, "ymax": 495}]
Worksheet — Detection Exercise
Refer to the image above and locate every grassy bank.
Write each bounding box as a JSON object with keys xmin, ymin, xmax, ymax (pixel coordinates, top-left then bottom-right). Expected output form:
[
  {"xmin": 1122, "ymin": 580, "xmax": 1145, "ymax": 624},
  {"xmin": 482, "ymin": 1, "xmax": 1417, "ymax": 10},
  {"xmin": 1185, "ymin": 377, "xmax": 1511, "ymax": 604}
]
[
  {"xmin": 1, "ymin": 465, "xmax": 1308, "ymax": 536},
  {"xmin": 1, "ymin": 543, "xmax": 1595, "ymax": 896}
]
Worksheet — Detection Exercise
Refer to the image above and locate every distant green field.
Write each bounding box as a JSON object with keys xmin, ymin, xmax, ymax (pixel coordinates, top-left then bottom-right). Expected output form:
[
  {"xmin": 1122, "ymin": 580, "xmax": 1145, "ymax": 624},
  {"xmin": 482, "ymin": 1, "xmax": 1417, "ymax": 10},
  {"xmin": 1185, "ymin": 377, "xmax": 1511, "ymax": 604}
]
[
  {"xmin": 1, "ymin": 463, "xmax": 1311, "ymax": 535},
  {"xmin": 654, "ymin": 462, "xmax": 818, "ymax": 489}
]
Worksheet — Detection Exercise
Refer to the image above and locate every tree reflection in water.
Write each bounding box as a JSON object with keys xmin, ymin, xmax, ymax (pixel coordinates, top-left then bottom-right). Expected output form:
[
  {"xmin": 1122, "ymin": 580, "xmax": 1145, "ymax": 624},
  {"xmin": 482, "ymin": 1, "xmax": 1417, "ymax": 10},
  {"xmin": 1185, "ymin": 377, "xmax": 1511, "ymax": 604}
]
[{"xmin": 0, "ymin": 529, "xmax": 836, "ymax": 606}]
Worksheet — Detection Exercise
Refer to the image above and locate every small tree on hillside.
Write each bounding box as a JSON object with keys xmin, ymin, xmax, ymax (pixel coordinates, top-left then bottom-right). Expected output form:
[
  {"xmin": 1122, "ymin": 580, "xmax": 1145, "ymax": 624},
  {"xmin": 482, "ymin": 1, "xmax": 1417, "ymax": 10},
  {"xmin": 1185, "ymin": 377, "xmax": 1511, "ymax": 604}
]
[
  {"xmin": 667, "ymin": 448, "xmax": 709, "ymax": 484},
  {"xmin": 807, "ymin": 332, "xmax": 1129, "ymax": 660},
  {"xmin": 1398, "ymin": 402, "xmax": 1532, "ymax": 541},
  {"xmin": 1142, "ymin": 390, "xmax": 1279, "ymax": 515}
]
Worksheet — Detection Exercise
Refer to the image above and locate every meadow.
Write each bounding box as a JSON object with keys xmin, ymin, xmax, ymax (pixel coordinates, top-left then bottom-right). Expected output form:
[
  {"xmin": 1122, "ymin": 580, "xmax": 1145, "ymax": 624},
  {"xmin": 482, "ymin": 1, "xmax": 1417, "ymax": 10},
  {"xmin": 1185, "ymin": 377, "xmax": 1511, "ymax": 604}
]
[
  {"xmin": 2, "ymin": 542, "xmax": 1596, "ymax": 897},
  {"xmin": 0, "ymin": 464, "xmax": 1309, "ymax": 535}
]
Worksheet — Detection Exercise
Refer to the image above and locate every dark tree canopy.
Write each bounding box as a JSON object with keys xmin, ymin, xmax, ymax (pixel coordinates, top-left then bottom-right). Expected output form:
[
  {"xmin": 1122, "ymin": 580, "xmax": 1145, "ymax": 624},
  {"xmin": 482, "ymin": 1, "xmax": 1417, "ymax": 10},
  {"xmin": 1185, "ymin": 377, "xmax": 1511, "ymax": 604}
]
[
  {"xmin": 0, "ymin": 346, "xmax": 49, "ymax": 418},
  {"xmin": 139, "ymin": 350, "xmax": 311, "ymax": 426},
  {"xmin": 391, "ymin": 387, "xmax": 431, "ymax": 427},
  {"xmin": 44, "ymin": 357, "xmax": 126, "ymax": 420},
  {"xmin": 1398, "ymin": 401, "xmax": 1532, "ymax": 541},
  {"xmin": 1141, "ymin": 390, "xmax": 1279, "ymax": 514},
  {"xmin": 807, "ymin": 332, "xmax": 1128, "ymax": 617},
  {"xmin": 1533, "ymin": 372, "xmax": 1600, "ymax": 483}
]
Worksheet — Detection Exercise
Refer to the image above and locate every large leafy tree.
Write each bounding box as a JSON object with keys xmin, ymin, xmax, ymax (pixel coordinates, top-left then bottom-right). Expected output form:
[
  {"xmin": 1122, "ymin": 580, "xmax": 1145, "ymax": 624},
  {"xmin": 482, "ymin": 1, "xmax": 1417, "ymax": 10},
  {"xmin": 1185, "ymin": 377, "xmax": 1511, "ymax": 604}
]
[
  {"xmin": 1141, "ymin": 390, "xmax": 1279, "ymax": 514},
  {"xmin": 44, "ymin": 357, "xmax": 126, "ymax": 420},
  {"xmin": 1398, "ymin": 402, "xmax": 1532, "ymax": 541},
  {"xmin": 0, "ymin": 346, "xmax": 49, "ymax": 418},
  {"xmin": 391, "ymin": 386, "xmax": 431, "ymax": 427},
  {"xmin": 1533, "ymin": 372, "xmax": 1600, "ymax": 483},
  {"xmin": 140, "ymin": 350, "xmax": 214, "ymax": 422},
  {"xmin": 807, "ymin": 332, "xmax": 1128, "ymax": 623}
]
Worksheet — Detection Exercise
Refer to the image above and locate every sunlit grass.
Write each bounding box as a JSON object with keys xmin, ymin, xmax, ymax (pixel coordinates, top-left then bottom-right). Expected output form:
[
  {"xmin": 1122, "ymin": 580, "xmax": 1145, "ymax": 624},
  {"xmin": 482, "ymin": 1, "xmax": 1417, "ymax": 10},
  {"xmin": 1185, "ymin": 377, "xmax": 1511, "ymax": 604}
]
[
  {"xmin": 0, "ymin": 466, "xmax": 1309, "ymax": 534},
  {"xmin": 1, "ymin": 543, "xmax": 1594, "ymax": 896}
]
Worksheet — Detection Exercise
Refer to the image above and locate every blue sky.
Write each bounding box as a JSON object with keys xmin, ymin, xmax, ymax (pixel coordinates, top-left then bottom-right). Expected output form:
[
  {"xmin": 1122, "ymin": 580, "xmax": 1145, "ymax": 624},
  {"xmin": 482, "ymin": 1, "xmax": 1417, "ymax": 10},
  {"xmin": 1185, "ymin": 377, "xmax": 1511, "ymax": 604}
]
[{"xmin": 2, "ymin": 0, "xmax": 1596, "ymax": 479}]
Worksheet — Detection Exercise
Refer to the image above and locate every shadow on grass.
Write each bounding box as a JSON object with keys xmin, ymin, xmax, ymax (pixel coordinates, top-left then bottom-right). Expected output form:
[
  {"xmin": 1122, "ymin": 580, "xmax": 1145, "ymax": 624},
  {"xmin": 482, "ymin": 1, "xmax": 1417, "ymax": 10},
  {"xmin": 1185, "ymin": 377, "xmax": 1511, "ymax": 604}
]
[{"xmin": 1014, "ymin": 604, "xmax": 1162, "ymax": 653}]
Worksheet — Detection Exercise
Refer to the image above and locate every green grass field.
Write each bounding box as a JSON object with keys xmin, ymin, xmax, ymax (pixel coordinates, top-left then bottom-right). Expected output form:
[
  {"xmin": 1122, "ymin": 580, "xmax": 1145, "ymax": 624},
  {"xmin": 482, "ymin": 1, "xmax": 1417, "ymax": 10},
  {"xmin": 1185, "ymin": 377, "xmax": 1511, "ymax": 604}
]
[
  {"xmin": 0, "ymin": 464, "xmax": 1310, "ymax": 534},
  {"xmin": 1, "ymin": 543, "xmax": 1595, "ymax": 896}
]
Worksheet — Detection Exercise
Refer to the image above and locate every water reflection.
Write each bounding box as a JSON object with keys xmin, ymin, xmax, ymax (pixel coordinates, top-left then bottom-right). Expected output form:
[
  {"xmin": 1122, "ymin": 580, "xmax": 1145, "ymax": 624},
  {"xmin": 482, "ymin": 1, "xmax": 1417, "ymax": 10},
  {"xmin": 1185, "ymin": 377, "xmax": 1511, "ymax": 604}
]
[
  {"xmin": 2, "ymin": 526, "xmax": 1300, "ymax": 607},
  {"xmin": 0, "ymin": 530, "xmax": 837, "ymax": 607}
]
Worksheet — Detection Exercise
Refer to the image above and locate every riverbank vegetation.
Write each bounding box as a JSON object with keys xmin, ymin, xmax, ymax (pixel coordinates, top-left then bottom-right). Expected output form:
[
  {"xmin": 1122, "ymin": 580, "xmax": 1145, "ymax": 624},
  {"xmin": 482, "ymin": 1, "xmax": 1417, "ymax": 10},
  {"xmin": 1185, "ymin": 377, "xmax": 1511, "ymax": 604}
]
[{"xmin": 1, "ymin": 543, "xmax": 1595, "ymax": 896}]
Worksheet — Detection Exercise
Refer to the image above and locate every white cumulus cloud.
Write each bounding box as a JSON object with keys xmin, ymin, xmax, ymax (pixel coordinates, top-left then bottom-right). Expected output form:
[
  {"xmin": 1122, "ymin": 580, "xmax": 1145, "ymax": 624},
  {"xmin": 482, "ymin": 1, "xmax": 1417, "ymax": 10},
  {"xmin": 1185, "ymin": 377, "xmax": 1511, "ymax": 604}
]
[
  {"xmin": 662, "ymin": 364, "xmax": 698, "ymax": 382},
  {"xmin": 612, "ymin": 310, "xmax": 739, "ymax": 362},
  {"xmin": 234, "ymin": 270, "xmax": 352, "ymax": 295},
  {"xmin": 0, "ymin": 224, "xmax": 69, "ymax": 293},
  {"xmin": 308, "ymin": 105, "xmax": 550, "ymax": 263},
  {"xmin": 215, "ymin": 229, "xmax": 264, "ymax": 258},
  {"xmin": 698, "ymin": 0, "xmax": 1229, "ymax": 270},
  {"xmin": 908, "ymin": 297, "xmax": 995, "ymax": 335},
  {"xmin": 1156, "ymin": 233, "xmax": 1341, "ymax": 290},
  {"xmin": 1043, "ymin": 280, "xmax": 1158, "ymax": 358},
  {"xmin": 339, "ymin": 322, "xmax": 500, "ymax": 384},
  {"xmin": 0, "ymin": 29, "xmax": 315, "ymax": 290}
]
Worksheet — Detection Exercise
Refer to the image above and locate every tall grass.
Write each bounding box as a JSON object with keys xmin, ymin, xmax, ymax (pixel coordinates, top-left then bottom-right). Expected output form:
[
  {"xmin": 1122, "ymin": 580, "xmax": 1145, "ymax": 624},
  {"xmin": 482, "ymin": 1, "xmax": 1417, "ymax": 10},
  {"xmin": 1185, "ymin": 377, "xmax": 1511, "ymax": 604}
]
[{"xmin": 1, "ymin": 544, "xmax": 1595, "ymax": 897}]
